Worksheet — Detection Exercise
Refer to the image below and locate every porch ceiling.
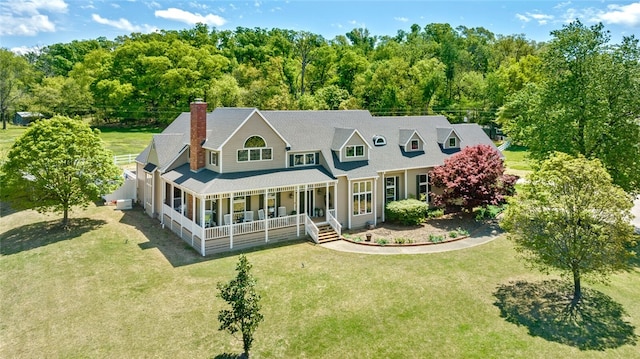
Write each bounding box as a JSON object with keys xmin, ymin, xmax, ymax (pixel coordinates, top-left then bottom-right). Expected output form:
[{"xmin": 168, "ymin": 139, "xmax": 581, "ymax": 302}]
[{"xmin": 162, "ymin": 163, "xmax": 336, "ymax": 195}]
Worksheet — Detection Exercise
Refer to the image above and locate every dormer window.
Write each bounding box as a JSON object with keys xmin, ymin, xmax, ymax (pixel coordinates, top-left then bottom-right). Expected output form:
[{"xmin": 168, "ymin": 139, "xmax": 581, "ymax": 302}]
[
  {"xmin": 410, "ymin": 139, "xmax": 419, "ymax": 151},
  {"xmin": 373, "ymin": 135, "xmax": 386, "ymax": 146},
  {"xmin": 209, "ymin": 151, "xmax": 218, "ymax": 166},
  {"xmin": 346, "ymin": 145, "xmax": 364, "ymax": 158},
  {"xmin": 449, "ymin": 137, "xmax": 457, "ymax": 147},
  {"xmin": 238, "ymin": 135, "xmax": 273, "ymax": 162}
]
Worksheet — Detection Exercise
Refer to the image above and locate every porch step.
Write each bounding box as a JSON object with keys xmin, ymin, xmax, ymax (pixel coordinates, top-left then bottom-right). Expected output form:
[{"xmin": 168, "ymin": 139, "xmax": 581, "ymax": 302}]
[{"xmin": 316, "ymin": 224, "xmax": 340, "ymax": 243}]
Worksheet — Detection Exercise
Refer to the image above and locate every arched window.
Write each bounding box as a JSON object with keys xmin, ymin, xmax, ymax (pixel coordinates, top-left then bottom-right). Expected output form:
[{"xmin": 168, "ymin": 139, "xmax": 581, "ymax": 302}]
[
  {"xmin": 238, "ymin": 135, "xmax": 272, "ymax": 162},
  {"xmin": 244, "ymin": 136, "xmax": 266, "ymax": 148}
]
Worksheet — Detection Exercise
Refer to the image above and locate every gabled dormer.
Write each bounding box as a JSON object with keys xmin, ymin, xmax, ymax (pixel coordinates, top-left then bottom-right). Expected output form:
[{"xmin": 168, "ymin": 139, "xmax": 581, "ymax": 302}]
[
  {"xmin": 437, "ymin": 127, "xmax": 462, "ymax": 150},
  {"xmin": 331, "ymin": 127, "xmax": 371, "ymax": 162},
  {"xmin": 399, "ymin": 129, "xmax": 426, "ymax": 153}
]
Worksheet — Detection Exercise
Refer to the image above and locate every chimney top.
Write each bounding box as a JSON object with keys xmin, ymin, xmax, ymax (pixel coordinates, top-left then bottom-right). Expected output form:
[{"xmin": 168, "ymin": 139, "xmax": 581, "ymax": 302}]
[{"xmin": 193, "ymin": 98, "xmax": 204, "ymax": 103}]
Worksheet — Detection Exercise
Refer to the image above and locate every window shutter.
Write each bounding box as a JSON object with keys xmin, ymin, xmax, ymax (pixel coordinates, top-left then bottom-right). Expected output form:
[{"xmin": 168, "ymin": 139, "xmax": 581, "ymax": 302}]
[
  {"xmin": 315, "ymin": 153, "xmax": 320, "ymax": 165},
  {"xmin": 289, "ymin": 154, "xmax": 294, "ymax": 167},
  {"xmin": 396, "ymin": 176, "xmax": 400, "ymax": 201},
  {"xmin": 416, "ymin": 175, "xmax": 420, "ymax": 200},
  {"xmin": 246, "ymin": 195, "xmax": 251, "ymax": 211}
]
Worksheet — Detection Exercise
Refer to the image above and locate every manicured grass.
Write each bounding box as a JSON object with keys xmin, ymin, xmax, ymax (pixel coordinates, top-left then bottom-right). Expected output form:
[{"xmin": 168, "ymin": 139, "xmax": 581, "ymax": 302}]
[
  {"xmin": 1, "ymin": 205, "xmax": 638, "ymax": 358},
  {"xmin": 0, "ymin": 123, "xmax": 162, "ymax": 159},
  {"xmin": 503, "ymin": 145, "xmax": 534, "ymax": 178},
  {"xmin": 96, "ymin": 125, "xmax": 163, "ymax": 155}
]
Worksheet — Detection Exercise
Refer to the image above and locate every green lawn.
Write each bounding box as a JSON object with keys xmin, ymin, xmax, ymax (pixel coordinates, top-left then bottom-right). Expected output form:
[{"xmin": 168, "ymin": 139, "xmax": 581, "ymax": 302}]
[
  {"xmin": 1, "ymin": 205, "xmax": 638, "ymax": 358},
  {"xmin": 0, "ymin": 123, "xmax": 161, "ymax": 159},
  {"xmin": 503, "ymin": 145, "xmax": 534, "ymax": 179}
]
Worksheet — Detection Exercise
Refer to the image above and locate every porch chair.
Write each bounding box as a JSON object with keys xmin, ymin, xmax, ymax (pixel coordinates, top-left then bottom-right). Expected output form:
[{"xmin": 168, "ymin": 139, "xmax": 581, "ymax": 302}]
[
  {"xmin": 278, "ymin": 206, "xmax": 286, "ymax": 217},
  {"xmin": 244, "ymin": 211, "xmax": 254, "ymax": 222},
  {"xmin": 258, "ymin": 209, "xmax": 265, "ymax": 220},
  {"xmin": 223, "ymin": 214, "xmax": 232, "ymax": 226}
]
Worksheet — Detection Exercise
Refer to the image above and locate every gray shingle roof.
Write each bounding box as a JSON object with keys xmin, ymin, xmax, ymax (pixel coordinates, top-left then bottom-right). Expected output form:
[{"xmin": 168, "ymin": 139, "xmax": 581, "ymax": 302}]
[
  {"xmin": 142, "ymin": 108, "xmax": 497, "ymax": 193},
  {"xmin": 162, "ymin": 164, "xmax": 336, "ymax": 194}
]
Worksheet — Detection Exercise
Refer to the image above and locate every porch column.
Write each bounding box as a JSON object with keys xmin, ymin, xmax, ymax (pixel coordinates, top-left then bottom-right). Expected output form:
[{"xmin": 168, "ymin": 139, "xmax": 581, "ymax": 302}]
[
  {"xmin": 296, "ymin": 187, "xmax": 300, "ymax": 237},
  {"xmin": 229, "ymin": 193, "xmax": 234, "ymax": 249},
  {"xmin": 264, "ymin": 189, "xmax": 269, "ymax": 243},
  {"xmin": 200, "ymin": 195, "xmax": 205, "ymax": 253},
  {"xmin": 191, "ymin": 192, "xmax": 195, "ymax": 246},
  {"xmin": 217, "ymin": 197, "xmax": 222, "ymax": 228},
  {"xmin": 373, "ymin": 177, "xmax": 378, "ymax": 226},
  {"xmin": 381, "ymin": 172, "xmax": 386, "ymax": 222},
  {"xmin": 404, "ymin": 169, "xmax": 408, "ymax": 199},
  {"xmin": 347, "ymin": 179, "xmax": 352, "ymax": 229},
  {"xmin": 325, "ymin": 182, "xmax": 329, "ymax": 222},
  {"xmin": 151, "ymin": 171, "xmax": 155, "ymax": 217}
]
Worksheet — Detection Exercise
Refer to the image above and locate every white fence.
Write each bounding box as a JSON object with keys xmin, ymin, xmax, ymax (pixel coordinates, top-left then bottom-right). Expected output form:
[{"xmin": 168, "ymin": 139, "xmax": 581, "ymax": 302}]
[
  {"xmin": 113, "ymin": 154, "xmax": 137, "ymax": 166},
  {"xmin": 497, "ymin": 140, "xmax": 511, "ymax": 152}
]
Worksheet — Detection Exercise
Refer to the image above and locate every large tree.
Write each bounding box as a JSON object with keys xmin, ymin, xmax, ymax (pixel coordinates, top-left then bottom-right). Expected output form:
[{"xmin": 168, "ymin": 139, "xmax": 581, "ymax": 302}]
[
  {"xmin": 498, "ymin": 21, "xmax": 640, "ymax": 192},
  {"xmin": 217, "ymin": 254, "xmax": 264, "ymax": 358},
  {"xmin": 501, "ymin": 152, "xmax": 635, "ymax": 305},
  {"xmin": 0, "ymin": 116, "xmax": 122, "ymax": 226},
  {"xmin": 430, "ymin": 144, "xmax": 517, "ymax": 211},
  {"xmin": 0, "ymin": 49, "xmax": 34, "ymax": 130}
]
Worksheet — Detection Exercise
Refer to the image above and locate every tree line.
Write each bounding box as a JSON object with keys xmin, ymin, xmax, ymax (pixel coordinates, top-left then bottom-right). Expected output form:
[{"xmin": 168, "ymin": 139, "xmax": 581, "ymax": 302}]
[{"xmin": 2, "ymin": 22, "xmax": 540, "ymax": 126}]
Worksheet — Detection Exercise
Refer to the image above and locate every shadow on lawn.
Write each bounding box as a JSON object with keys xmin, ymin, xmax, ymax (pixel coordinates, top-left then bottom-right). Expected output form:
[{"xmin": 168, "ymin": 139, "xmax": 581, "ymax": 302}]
[
  {"xmin": 213, "ymin": 353, "xmax": 244, "ymax": 359},
  {"xmin": 119, "ymin": 206, "xmax": 306, "ymax": 267},
  {"xmin": 493, "ymin": 279, "xmax": 637, "ymax": 350},
  {"xmin": 0, "ymin": 218, "xmax": 106, "ymax": 255}
]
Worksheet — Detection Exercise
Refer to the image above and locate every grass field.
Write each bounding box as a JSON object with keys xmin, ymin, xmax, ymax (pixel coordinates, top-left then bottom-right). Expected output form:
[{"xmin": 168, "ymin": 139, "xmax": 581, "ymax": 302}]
[
  {"xmin": 1, "ymin": 205, "xmax": 638, "ymax": 358},
  {"xmin": 0, "ymin": 123, "xmax": 161, "ymax": 159},
  {"xmin": 502, "ymin": 145, "xmax": 534, "ymax": 179}
]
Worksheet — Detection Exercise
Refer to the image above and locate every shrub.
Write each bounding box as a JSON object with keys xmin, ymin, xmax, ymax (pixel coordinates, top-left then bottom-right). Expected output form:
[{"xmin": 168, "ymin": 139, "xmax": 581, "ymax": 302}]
[
  {"xmin": 427, "ymin": 208, "xmax": 445, "ymax": 219},
  {"xmin": 385, "ymin": 199, "xmax": 428, "ymax": 225},
  {"xmin": 394, "ymin": 237, "xmax": 411, "ymax": 244},
  {"xmin": 456, "ymin": 227, "xmax": 470, "ymax": 236},
  {"xmin": 449, "ymin": 231, "xmax": 459, "ymax": 238},
  {"xmin": 376, "ymin": 238, "xmax": 389, "ymax": 245},
  {"xmin": 429, "ymin": 234, "xmax": 445, "ymax": 243},
  {"xmin": 474, "ymin": 204, "xmax": 506, "ymax": 220}
]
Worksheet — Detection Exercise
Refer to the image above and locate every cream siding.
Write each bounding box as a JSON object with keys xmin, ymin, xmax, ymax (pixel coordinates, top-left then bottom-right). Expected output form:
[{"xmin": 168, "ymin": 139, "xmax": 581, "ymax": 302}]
[
  {"xmin": 205, "ymin": 150, "xmax": 220, "ymax": 172},
  {"xmin": 444, "ymin": 132, "xmax": 461, "ymax": 149},
  {"xmin": 220, "ymin": 112, "xmax": 288, "ymax": 173},
  {"xmin": 405, "ymin": 133, "xmax": 424, "ymax": 152},
  {"xmin": 341, "ymin": 133, "xmax": 369, "ymax": 162}
]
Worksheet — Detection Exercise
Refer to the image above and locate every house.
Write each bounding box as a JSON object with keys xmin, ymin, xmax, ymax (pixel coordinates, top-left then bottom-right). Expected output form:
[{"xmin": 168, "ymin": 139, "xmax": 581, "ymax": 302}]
[
  {"xmin": 135, "ymin": 100, "xmax": 498, "ymax": 256},
  {"xmin": 13, "ymin": 112, "xmax": 43, "ymax": 126}
]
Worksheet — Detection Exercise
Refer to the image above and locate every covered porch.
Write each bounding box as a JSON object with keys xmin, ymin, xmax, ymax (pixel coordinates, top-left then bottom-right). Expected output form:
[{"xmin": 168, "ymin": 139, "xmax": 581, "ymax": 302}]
[{"xmin": 160, "ymin": 166, "xmax": 341, "ymax": 255}]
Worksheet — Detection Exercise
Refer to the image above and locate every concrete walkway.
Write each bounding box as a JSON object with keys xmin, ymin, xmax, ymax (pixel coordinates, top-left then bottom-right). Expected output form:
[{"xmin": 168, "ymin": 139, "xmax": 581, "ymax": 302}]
[{"xmin": 320, "ymin": 221, "xmax": 503, "ymax": 255}]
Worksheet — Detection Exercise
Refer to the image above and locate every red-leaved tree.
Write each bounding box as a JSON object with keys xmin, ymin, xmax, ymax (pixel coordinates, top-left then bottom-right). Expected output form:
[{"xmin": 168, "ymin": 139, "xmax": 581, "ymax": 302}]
[{"xmin": 430, "ymin": 144, "xmax": 518, "ymax": 212}]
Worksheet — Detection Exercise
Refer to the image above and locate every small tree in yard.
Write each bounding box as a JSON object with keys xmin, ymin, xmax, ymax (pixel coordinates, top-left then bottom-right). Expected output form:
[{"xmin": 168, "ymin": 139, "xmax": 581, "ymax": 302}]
[
  {"xmin": 430, "ymin": 144, "xmax": 517, "ymax": 212},
  {"xmin": 217, "ymin": 254, "xmax": 264, "ymax": 358},
  {"xmin": 0, "ymin": 116, "xmax": 122, "ymax": 227},
  {"xmin": 501, "ymin": 153, "xmax": 636, "ymax": 306}
]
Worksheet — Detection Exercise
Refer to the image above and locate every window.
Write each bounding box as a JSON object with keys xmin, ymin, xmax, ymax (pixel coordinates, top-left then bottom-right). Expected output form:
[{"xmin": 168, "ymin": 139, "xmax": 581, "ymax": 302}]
[
  {"xmin": 346, "ymin": 145, "xmax": 364, "ymax": 158},
  {"xmin": 209, "ymin": 151, "xmax": 218, "ymax": 166},
  {"xmin": 386, "ymin": 176, "xmax": 397, "ymax": 203},
  {"xmin": 237, "ymin": 135, "xmax": 272, "ymax": 162},
  {"xmin": 418, "ymin": 174, "xmax": 429, "ymax": 202},
  {"xmin": 410, "ymin": 139, "xmax": 420, "ymax": 151},
  {"xmin": 352, "ymin": 180, "xmax": 372, "ymax": 215},
  {"xmin": 373, "ymin": 135, "xmax": 386, "ymax": 146},
  {"xmin": 449, "ymin": 137, "xmax": 457, "ymax": 148},
  {"xmin": 293, "ymin": 152, "xmax": 316, "ymax": 166}
]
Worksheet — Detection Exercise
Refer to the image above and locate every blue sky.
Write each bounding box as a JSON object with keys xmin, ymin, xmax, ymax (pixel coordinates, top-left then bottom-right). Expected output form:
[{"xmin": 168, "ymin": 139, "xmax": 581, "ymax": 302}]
[{"xmin": 1, "ymin": 0, "xmax": 639, "ymax": 53}]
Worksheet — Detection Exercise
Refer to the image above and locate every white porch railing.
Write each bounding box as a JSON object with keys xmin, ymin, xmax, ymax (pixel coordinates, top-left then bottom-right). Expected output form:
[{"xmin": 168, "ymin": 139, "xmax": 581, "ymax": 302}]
[
  {"xmin": 305, "ymin": 215, "xmax": 319, "ymax": 243},
  {"xmin": 327, "ymin": 210, "xmax": 342, "ymax": 237},
  {"xmin": 497, "ymin": 139, "xmax": 511, "ymax": 152}
]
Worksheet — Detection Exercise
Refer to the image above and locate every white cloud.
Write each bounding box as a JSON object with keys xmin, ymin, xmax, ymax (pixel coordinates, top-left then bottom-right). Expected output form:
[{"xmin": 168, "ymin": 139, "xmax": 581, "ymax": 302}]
[
  {"xmin": 516, "ymin": 12, "xmax": 554, "ymax": 25},
  {"xmin": 0, "ymin": 0, "xmax": 67, "ymax": 36},
  {"xmin": 394, "ymin": 17, "xmax": 409, "ymax": 23},
  {"xmin": 92, "ymin": 14, "xmax": 141, "ymax": 32},
  {"xmin": 155, "ymin": 7, "xmax": 227, "ymax": 26},
  {"xmin": 593, "ymin": 2, "xmax": 640, "ymax": 27},
  {"xmin": 11, "ymin": 45, "xmax": 41, "ymax": 55}
]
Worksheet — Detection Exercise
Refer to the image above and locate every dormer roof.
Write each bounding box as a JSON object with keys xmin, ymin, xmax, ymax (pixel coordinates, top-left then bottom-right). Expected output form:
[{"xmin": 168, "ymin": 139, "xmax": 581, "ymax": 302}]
[
  {"xmin": 398, "ymin": 129, "xmax": 426, "ymax": 147},
  {"xmin": 330, "ymin": 128, "xmax": 371, "ymax": 151}
]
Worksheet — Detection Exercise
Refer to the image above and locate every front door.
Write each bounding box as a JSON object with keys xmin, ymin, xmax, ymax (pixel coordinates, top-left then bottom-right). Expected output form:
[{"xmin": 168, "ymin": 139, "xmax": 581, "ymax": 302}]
[{"xmin": 299, "ymin": 190, "xmax": 315, "ymax": 216}]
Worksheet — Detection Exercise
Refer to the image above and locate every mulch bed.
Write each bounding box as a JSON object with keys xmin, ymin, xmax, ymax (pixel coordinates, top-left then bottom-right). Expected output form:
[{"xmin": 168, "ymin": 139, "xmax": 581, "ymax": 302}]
[{"xmin": 343, "ymin": 212, "xmax": 486, "ymax": 245}]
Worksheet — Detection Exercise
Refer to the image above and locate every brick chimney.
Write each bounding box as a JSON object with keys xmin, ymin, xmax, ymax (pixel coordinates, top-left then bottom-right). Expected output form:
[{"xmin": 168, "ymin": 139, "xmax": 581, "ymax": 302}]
[{"xmin": 190, "ymin": 99, "xmax": 207, "ymax": 172}]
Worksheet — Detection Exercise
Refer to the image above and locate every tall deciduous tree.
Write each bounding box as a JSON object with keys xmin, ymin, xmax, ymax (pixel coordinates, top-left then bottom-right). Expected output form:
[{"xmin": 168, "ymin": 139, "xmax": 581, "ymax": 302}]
[
  {"xmin": 501, "ymin": 153, "xmax": 635, "ymax": 305},
  {"xmin": 217, "ymin": 254, "xmax": 264, "ymax": 358},
  {"xmin": 498, "ymin": 21, "xmax": 640, "ymax": 192},
  {"xmin": 0, "ymin": 116, "xmax": 122, "ymax": 226},
  {"xmin": 430, "ymin": 144, "xmax": 517, "ymax": 211},
  {"xmin": 0, "ymin": 49, "xmax": 34, "ymax": 130}
]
